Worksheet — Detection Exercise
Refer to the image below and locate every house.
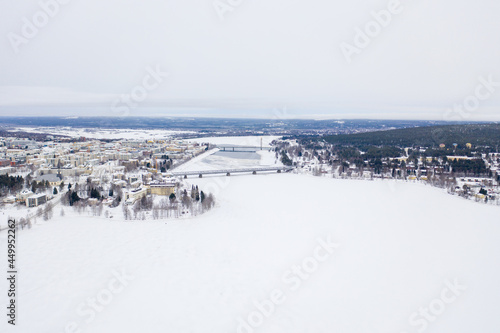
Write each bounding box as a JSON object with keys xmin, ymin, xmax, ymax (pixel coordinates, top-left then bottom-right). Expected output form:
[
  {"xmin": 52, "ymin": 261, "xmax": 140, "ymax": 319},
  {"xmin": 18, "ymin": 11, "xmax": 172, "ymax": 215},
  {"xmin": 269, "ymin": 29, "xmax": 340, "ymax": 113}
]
[
  {"xmin": 3, "ymin": 196, "xmax": 16, "ymax": 204},
  {"xmin": 475, "ymin": 193, "xmax": 486, "ymax": 200},
  {"xmin": 87, "ymin": 198, "xmax": 99, "ymax": 206},
  {"xmin": 112, "ymin": 180, "xmax": 127, "ymax": 188},
  {"xmin": 17, "ymin": 189, "xmax": 34, "ymax": 202},
  {"xmin": 26, "ymin": 194, "xmax": 47, "ymax": 207}
]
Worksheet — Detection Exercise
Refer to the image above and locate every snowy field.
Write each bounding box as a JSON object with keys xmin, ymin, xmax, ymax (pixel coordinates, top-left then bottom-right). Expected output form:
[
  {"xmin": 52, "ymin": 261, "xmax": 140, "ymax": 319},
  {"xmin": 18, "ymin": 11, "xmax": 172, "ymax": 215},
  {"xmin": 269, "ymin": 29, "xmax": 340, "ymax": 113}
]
[
  {"xmin": 1, "ymin": 173, "xmax": 500, "ymax": 333},
  {"xmin": 10, "ymin": 127, "xmax": 194, "ymax": 140}
]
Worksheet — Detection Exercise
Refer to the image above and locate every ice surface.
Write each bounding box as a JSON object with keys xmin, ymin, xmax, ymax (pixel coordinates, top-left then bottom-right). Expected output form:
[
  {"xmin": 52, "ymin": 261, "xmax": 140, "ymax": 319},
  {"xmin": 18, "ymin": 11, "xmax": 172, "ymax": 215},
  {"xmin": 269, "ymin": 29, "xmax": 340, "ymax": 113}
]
[{"xmin": 1, "ymin": 172, "xmax": 499, "ymax": 333}]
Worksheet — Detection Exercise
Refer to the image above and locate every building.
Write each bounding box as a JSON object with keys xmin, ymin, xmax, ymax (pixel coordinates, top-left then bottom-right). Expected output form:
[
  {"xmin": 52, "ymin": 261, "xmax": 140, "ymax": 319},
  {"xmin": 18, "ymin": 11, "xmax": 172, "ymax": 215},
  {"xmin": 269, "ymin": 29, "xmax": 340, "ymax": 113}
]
[
  {"xmin": 26, "ymin": 194, "xmax": 47, "ymax": 207},
  {"xmin": 35, "ymin": 174, "xmax": 63, "ymax": 186},
  {"xmin": 3, "ymin": 196, "xmax": 16, "ymax": 204},
  {"xmin": 17, "ymin": 190, "xmax": 34, "ymax": 202},
  {"xmin": 39, "ymin": 167, "xmax": 86, "ymax": 177},
  {"xmin": 446, "ymin": 156, "xmax": 476, "ymax": 162},
  {"xmin": 149, "ymin": 182, "xmax": 176, "ymax": 196},
  {"xmin": 124, "ymin": 187, "xmax": 148, "ymax": 204},
  {"xmin": 0, "ymin": 167, "xmax": 15, "ymax": 175}
]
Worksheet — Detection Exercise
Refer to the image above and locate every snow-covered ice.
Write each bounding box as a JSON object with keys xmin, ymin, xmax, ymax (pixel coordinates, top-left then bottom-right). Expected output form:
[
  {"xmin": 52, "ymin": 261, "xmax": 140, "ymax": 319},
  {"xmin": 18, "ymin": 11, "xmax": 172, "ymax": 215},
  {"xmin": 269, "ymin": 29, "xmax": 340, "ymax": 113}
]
[
  {"xmin": 190, "ymin": 136, "xmax": 280, "ymax": 147},
  {"xmin": 1, "ymin": 172, "xmax": 500, "ymax": 333},
  {"xmin": 173, "ymin": 149, "xmax": 280, "ymax": 173}
]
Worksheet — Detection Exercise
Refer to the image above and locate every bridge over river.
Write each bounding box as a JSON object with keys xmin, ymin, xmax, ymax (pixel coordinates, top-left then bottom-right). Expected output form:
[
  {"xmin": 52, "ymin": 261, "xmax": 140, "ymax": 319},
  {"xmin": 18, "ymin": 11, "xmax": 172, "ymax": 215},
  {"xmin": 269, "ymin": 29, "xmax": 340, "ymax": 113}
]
[
  {"xmin": 216, "ymin": 145, "xmax": 273, "ymax": 152},
  {"xmin": 171, "ymin": 166, "xmax": 293, "ymax": 178}
]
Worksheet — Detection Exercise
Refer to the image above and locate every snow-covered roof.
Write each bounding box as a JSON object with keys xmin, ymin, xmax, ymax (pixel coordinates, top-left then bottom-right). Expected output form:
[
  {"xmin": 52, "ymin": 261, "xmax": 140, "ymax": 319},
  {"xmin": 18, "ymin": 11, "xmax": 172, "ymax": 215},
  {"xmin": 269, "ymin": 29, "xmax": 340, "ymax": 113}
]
[{"xmin": 36, "ymin": 174, "xmax": 62, "ymax": 182}]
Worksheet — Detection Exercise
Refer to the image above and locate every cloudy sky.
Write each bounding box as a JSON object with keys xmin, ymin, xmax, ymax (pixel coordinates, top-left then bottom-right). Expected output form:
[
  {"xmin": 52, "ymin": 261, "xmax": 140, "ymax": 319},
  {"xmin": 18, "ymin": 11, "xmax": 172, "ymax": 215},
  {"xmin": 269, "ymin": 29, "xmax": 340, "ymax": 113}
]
[{"xmin": 0, "ymin": 0, "xmax": 499, "ymax": 120}]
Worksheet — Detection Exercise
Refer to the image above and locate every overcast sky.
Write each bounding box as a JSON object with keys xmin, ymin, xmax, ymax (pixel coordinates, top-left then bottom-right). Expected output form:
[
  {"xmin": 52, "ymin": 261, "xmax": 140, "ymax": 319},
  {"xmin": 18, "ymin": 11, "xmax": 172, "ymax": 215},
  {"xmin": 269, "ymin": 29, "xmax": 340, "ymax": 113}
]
[{"xmin": 0, "ymin": 0, "xmax": 499, "ymax": 120}]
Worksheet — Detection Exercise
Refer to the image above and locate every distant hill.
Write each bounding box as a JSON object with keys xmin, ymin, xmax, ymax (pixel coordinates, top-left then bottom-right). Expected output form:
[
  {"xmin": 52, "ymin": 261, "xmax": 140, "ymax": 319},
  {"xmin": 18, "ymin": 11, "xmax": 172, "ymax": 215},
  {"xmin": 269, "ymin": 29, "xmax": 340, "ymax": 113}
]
[
  {"xmin": 0, "ymin": 116, "xmax": 477, "ymax": 135},
  {"xmin": 320, "ymin": 124, "xmax": 500, "ymax": 148}
]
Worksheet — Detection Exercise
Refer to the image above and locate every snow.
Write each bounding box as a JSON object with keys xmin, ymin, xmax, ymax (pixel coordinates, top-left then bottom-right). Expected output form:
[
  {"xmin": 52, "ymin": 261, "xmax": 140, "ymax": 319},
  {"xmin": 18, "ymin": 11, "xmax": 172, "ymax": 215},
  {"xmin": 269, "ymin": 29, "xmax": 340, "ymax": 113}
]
[
  {"xmin": 190, "ymin": 136, "xmax": 280, "ymax": 147},
  {"xmin": 10, "ymin": 128, "xmax": 277, "ymax": 143},
  {"xmin": 1, "ymin": 172, "xmax": 500, "ymax": 333},
  {"xmin": 174, "ymin": 149, "xmax": 281, "ymax": 173},
  {"xmin": 10, "ymin": 127, "xmax": 194, "ymax": 140}
]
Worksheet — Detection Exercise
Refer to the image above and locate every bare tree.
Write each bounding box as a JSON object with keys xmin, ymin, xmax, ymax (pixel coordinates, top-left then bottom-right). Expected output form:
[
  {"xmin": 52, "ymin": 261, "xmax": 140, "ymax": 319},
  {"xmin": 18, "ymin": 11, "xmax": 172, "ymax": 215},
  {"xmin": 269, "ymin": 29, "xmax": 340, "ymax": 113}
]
[
  {"xmin": 140, "ymin": 195, "xmax": 153, "ymax": 210},
  {"xmin": 159, "ymin": 199, "xmax": 168, "ymax": 218},
  {"xmin": 152, "ymin": 205, "xmax": 160, "ymax": 219},
  {"xmin": 18, "ymin": 217, "xmax": 26, "ymax": 230},
  {"xmin": 122, "ymin": 204, "xmax": 131, "ymax": 220},
  {"xmin": 133, "ymin": 201, "xmax": 141, "ymax": 219},
  {"xmin": 202, "ymin": 193, "xmax": 215, "ymax": 211},
  {"xmin": 181, "ymin": 190, "xmax": 191, "ymax": 208},
  {"xmin": 36, "ymin": 207, "xmax": 43, "ymax": 219},
  {"xmin": 97, "ymin": 203, "xmax": 103, "ymax": 216}
]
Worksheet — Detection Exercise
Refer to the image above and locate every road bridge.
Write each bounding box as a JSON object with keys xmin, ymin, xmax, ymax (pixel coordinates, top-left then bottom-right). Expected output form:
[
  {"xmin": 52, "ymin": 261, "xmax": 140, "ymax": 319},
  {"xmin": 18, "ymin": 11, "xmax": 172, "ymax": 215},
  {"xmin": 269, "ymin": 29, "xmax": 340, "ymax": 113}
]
[
  {"xmin": 216, "ymin": 145, "xmax": 273, "ymax": 152},
  {"xmin": 171, "ymin": 166, "xmax": 293, "ymax": 178}
]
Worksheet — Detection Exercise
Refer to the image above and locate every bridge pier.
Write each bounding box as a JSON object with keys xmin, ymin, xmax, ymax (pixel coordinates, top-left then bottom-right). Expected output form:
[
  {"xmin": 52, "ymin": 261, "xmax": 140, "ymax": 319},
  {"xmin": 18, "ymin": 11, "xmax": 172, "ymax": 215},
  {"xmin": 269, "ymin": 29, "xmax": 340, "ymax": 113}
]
[
  {"xmin": 226, "ymin": 172, "xmax": 230, "ymax": 176},
  {"xmin": 199, "ymin": 174, "xmax": 203, "ymax": 178},
  {"xmin": 184, "ymin": 175, "xmax": 187, "ymax": 179},
  {"xmin": 252, "ymin": 171, "xmax": 257, "ymax": 175}
]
